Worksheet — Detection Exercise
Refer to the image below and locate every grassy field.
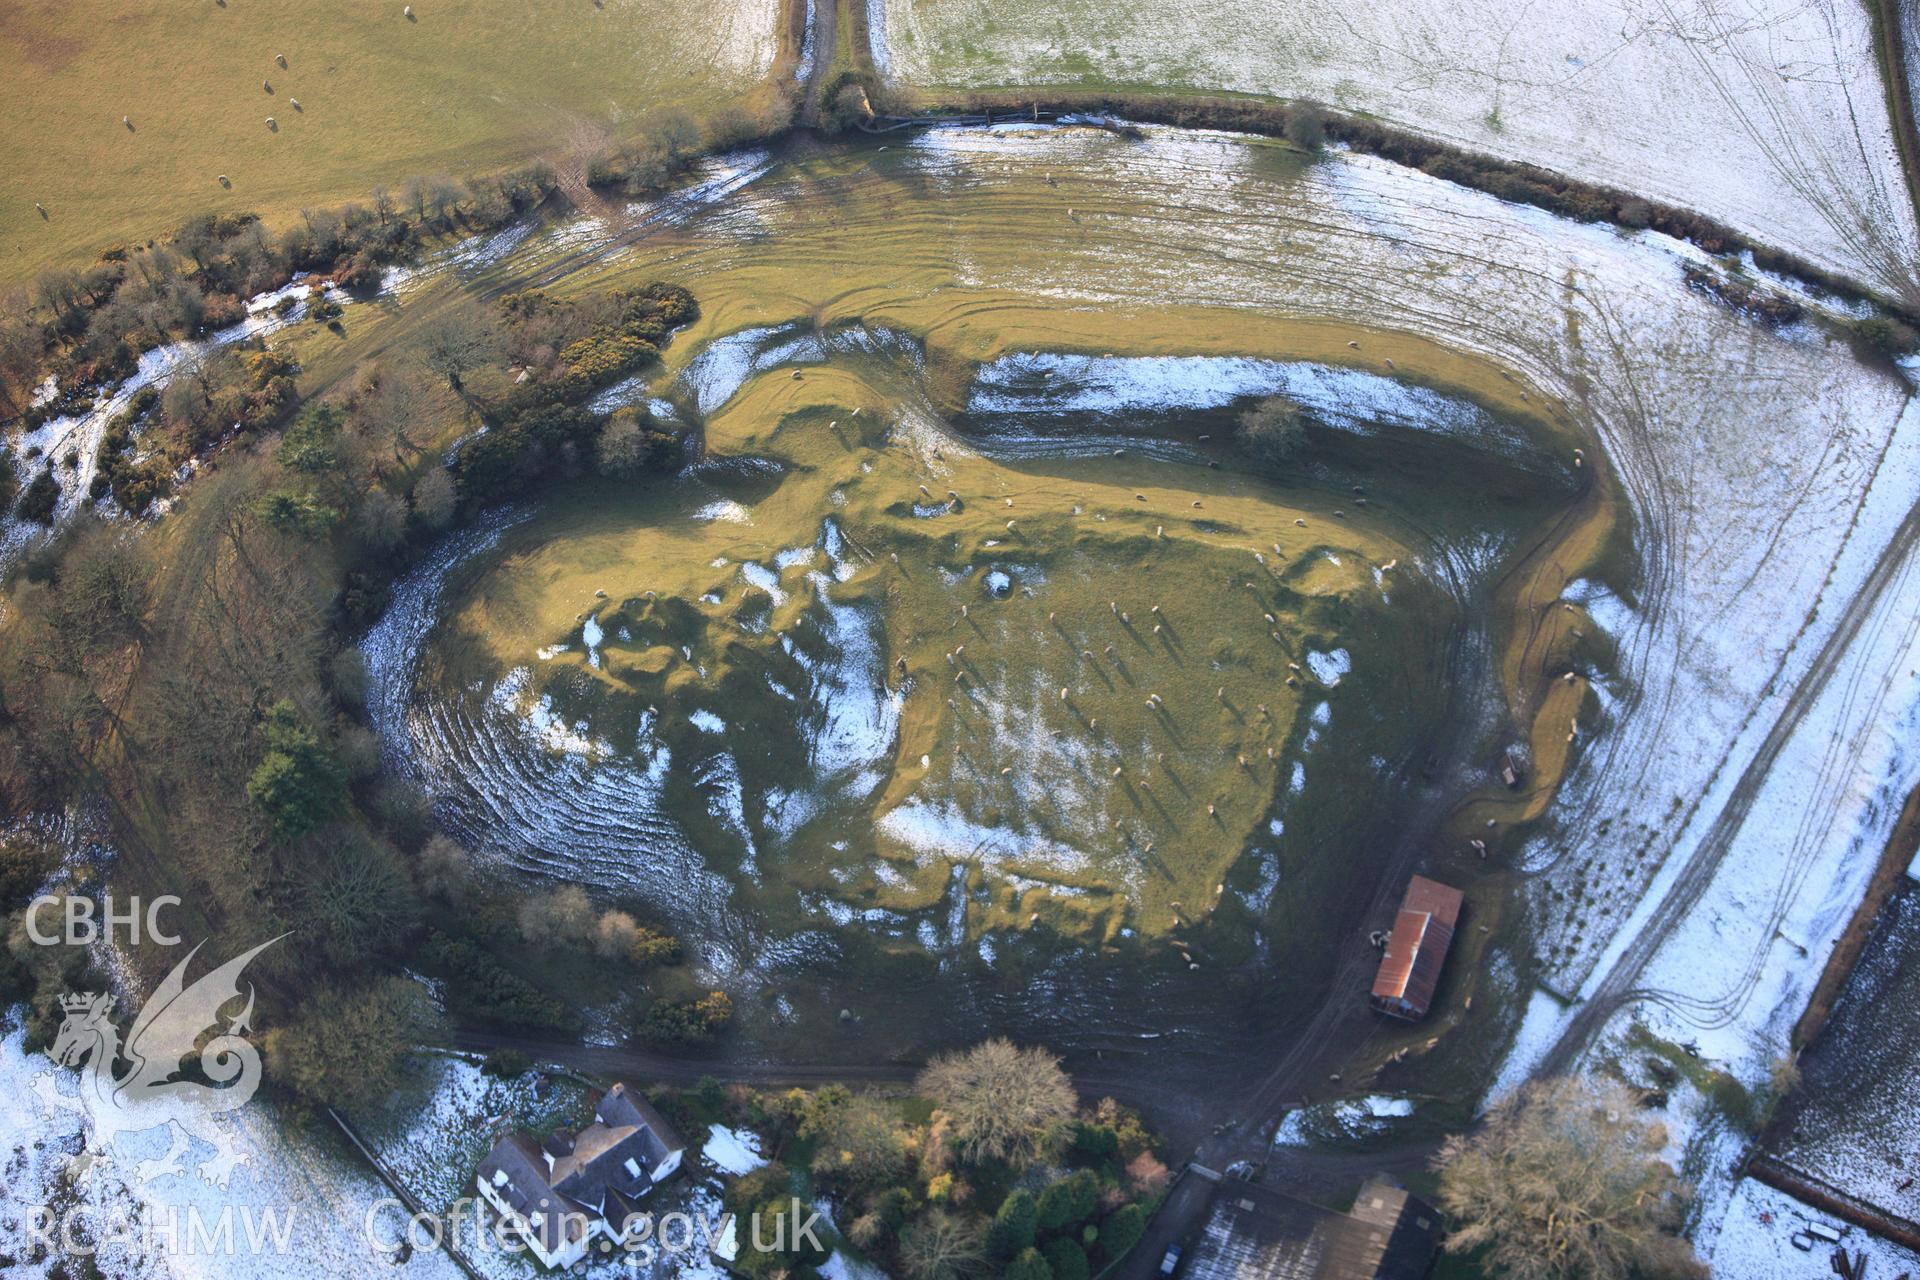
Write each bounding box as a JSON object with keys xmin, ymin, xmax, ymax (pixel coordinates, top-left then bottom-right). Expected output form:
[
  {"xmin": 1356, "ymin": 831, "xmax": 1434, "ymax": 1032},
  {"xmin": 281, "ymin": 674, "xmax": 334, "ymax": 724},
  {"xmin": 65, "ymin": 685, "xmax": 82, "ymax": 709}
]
[
  {"xmin": 0, "ymin": 0, "xmax": 785, "ymax": 290},
  {"xmin": 429, "ymin": 355, "xmax": 1444, "ymax": 945}
]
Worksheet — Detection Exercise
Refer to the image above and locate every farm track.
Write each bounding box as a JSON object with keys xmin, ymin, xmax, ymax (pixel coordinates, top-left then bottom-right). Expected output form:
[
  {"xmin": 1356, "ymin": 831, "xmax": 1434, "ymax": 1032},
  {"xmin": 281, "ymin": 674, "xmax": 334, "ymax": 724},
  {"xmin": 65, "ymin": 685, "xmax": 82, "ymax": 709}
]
[{"xmin": 1537, "ymin": 487, "xmax": 1920, "ymax": 1078}]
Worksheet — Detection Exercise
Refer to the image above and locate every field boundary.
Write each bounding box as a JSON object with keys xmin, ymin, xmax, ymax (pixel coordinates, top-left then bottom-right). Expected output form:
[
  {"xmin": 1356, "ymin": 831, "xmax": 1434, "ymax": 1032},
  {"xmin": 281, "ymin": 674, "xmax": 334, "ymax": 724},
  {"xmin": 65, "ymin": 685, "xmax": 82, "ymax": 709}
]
[
  {"xmin": 1789, "ymin": 781, "xmax": 1920, "ymax": 1050},
  {"xmin": 1864, "ymin": 0, "xmax": 1920, "ymax": 243},
  {"xmin": 1747, "ymin": 1154, "xmax": 1920, "ymax": 1253},
  {"xmin": 884, "ymin": 87, "xmax": 1919, "ymax": 325}
]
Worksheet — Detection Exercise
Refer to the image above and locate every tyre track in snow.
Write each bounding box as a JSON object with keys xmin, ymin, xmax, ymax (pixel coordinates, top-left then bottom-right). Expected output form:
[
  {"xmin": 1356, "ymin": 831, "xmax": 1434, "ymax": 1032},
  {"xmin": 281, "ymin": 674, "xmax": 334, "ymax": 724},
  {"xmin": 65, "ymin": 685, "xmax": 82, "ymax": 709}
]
[{"xmin": 1537, "ymin": 476, "xmax": 1920, "ymax": 1079}]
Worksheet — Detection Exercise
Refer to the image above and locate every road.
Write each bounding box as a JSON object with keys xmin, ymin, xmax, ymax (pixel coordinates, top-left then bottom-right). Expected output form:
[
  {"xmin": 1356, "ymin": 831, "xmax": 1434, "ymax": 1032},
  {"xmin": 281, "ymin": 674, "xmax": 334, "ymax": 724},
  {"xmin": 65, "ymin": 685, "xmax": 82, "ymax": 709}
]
[{"xmin": 795, "ymin": 0, "xmax": 834, "ymax": 129}]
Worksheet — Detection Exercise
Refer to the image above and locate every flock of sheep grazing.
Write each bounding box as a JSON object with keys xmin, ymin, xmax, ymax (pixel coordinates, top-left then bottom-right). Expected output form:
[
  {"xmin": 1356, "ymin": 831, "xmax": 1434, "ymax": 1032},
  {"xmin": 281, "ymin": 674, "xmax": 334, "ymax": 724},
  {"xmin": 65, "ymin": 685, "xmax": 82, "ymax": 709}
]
[{"xmin": 79, "ymin": 7, "xmax": 424, "ymax": 203}]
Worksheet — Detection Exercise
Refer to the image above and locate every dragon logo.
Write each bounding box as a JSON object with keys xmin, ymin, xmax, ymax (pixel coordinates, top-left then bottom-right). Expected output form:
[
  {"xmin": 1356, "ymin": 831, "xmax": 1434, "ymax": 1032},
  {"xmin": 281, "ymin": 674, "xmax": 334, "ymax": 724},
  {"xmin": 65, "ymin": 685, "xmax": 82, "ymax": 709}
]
[{"xmin": 33, "ymin": 936, "xmax": 284, "ymax": 1188}]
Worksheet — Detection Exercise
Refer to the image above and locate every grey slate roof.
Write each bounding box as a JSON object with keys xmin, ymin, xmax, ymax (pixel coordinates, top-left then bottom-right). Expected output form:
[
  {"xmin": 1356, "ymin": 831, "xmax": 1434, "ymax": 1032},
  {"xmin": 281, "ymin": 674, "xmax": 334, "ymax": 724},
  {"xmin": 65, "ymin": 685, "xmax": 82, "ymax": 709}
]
[
  {"xmin": 478, "ymin": 1081, "xmax": 687, "ymax": 1251},
  {"xmin": 1181, "ymin": 1177, "xmax": 1440, "ymax": 1280}
]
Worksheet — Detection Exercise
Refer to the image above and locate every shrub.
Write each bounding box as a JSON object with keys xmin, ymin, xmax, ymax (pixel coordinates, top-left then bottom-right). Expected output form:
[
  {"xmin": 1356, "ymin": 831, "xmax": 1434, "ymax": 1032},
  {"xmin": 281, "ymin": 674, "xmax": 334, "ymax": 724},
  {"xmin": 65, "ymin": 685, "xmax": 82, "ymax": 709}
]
[
  {"xmin": 1099, "ymin": 1204, "xmax": 1147, "ymax": 1261},
  {"xmin": 640, "ymin": 991, "xmax": 733, "ymax": 1043},
  {"xmin": 263, "ymin": 976, "xmax": 435, "ymax": 1111},
  {"xmin": 1006, "ymin": 1247, "xmax": 1054, "ymax": 1280},
  {"xmin": 1236, "ymin": 394, "xmax": 1308, "ymax": 465},
  {"xmin": 1041, "ymin": 1239, "xmax": 1089, "ymax": 1280},
  {"xmin": 989, "ymin": 1189, "xmax": 1039, "ymax": 1258},
  {"xmin": 482, "ymin": 1047, "xmax": 533, "ymax": 1078},
  {"xmin": 1850, "ymin": 313, "xmax": 1920, "ymax": 358},
  {"xmin": 1285, "ymin": 102, "xmax": 1326, "ymax": 152},
  {"xmin": 246, "ymin": 701, "xmax": 347, "ymax": 841},
  {"xmin": 420, "ymin": 929, "xmax": 578, "ymax": 1033},
  {"xmin": 1037, "ymin": 1170, "xmax": 1100, "ymax": 1234},
  {"xmin": 16, "ymin": 469, "xmax": 59, "ymax": 524}
]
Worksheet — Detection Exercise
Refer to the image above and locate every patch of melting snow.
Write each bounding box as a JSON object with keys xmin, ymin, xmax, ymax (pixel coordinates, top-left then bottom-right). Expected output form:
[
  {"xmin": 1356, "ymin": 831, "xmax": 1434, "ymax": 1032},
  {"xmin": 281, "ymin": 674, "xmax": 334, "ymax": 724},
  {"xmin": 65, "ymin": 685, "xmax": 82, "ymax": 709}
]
[
  {"xmin": 702, "ymin": 1125, "xmax": 768, "ymax": 1176},
  {"xmin": 581, "ymin": 614, "xmax": 604, "ymax": 668},
  {"xmin": 967, "ymin": 351, "xmax": 1535, "ymax": 454},
  {"xmin": 1305, "ymin": 648, "xmax": 1351, "ymax": 685},
  {"xmin": 739, "ymin": 560, "xmax": 786, "ymax": 607},
  {"xmin": 689, "ymin": 709, "xmax": 727, "ymax": 734},
  {"xmin": 694, "ymin": 499, "xmax": 753, "ymax": 524}
]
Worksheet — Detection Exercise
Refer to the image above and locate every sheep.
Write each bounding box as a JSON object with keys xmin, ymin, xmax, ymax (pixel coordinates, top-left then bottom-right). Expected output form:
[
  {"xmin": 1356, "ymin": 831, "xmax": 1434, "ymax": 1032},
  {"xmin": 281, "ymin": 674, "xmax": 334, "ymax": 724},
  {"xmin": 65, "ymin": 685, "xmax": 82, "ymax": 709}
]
[
  {"xmin": 264, "ymin": 117, "xmax": 276, "ymax": 130},
  {"xmin": 1120, "ymin": 611, "xmax": 1131, "ymax": 624},
  {"xmin": 289, "ymin": 98, "xmax": 302, "ymax": 111},
  {"xmin": 947, "ymin": 489, "xmax": 958, "ymax": 500},
  {"xmin": 1004, "ymin": 498, "xmax": 1013, "ymax": 507},
  {"xmin": 1151, "ymin": 604, "xmax": 1162, "ymax": 615},
  {"xmin": 1207, "ymin": 804, "xmax": 1217, "ymax": 817},
  {"xmin": 1001, "ymin": 766, "xmax": 1013, "ymax": 776},
  {"xmin": 1048, "ymin": 611, "xmax": 1058, "ymax": 624},
  {"xmin": 1384, "ymin": 357, "xmax": 1395, "ymax": 368},
  {"xmin": 1111, "ymin": 766, "xmax": 1124, "ymax": 778},
  {"xmin": 1573, "ymin": 447, "xmax": 1586, "ymax": 468},
  {"xmin": 960, "ymin": 603, "xmax": 969, "ymax": 618},
  {"xmin": 263, "ymin": 79, "xmax": 273, "ymax": 93},
  {"xmin": 1294, "ymin": 518, "xmax": 1306, "ymax": 527},
  {"xmin": 1347, "ymin": 340, "xmax": 1359, "ymax": 349},
  {"xmin": 1153, "ymin": 624, "xmax": 1162, "ymax": 634},
  {"xmin": 919, "ymin": 484, "xmax": 930, "ymax": 495},
  {"xmin": 1006, "ymin": 519, "xmax": 1016, "ymax": 531},
  {"xmin": 1059, "ymin": 687, "xmax": 1070, "ymax": 702},
  {"xmin": 1156, "ymin": 525, "xmax": 1165, "ymax": 538},
  {"xmin": 34, "ymin": 202, "xmax": 46, "ymax": 217},
  {"xmin": 217, "ymin": 175, "xmax": 230, "ymax": 187},
  {"xmin": 403, "ymin": 4, "xmax": 415, "ymax": 17},
  {"xmin": 1264, "ymin": 612, "xmax": 1276, "ymax": 624},
  {"xmin": 123, "ymin": 116, "xmax": 133, "ymax": 130},
  {"xmin": 276, "ymin": 53, "xmax": 288, "ymax": 68}
]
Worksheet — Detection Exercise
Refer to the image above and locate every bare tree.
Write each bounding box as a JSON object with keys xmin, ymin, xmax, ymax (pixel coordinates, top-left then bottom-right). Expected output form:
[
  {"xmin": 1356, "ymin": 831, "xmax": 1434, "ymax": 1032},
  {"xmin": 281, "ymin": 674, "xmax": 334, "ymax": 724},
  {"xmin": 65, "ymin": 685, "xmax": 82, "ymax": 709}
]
[
  {"xmin": 416, "ymin": 833, "xmax": 470, "ymax": 901},
  {"xmin": 411, "ymin": 467, "xmax": 457, "ymax": 529},
  {"xmin": 355, "ymin": 363, "xmax": 437, "ymax": 462},
  {"xmin": 899, "ymin": 1209, "xmax": 985, "ymax": 1280},
  {"xmin": 416, "ymin": 307, "xmax": 497, "ymax": 390},
  {"xmin": 917, "ymin": 1038, "xmax": 1076, "ymax": 1167},
  {"xmin": 518, "ymin": 885, "xmax": 595, "ymax": 942},
  {"xmin": 1434, "ymin": 1077, "xmax": 1704, "ymax": 1280}
]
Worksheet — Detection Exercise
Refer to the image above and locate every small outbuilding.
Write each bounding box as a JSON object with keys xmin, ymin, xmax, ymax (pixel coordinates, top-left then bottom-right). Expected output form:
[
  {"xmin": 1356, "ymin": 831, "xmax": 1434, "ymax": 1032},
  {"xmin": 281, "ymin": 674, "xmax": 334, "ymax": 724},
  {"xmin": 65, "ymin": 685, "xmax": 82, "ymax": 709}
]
[
  {"xmin": 1181, "ymin": 1175, "xmax": 1441, "ymax": 1280},
  {"xmin": 1368, "ymin": 875, "xmax": 1464, "ymax": 1021}
]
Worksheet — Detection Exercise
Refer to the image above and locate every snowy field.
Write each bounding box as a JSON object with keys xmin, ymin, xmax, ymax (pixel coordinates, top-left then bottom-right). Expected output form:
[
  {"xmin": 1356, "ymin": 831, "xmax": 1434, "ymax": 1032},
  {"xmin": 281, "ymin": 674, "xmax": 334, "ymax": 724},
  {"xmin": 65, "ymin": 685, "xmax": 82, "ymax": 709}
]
[
  {"xmin": 0, "ymin": 1007, "xmax": 465, "ymax": 1280},
  {"xmin": 875, "ymin": 0, "xmax": 1920, "ymax": 303},
  {"xmin": 1705, "ymin": 1177, "xmax": 1920, "ymax": 1278},
  {"xmin": 1767, "ymin": 890, "xmax": 1920, "ymax": 1230}
]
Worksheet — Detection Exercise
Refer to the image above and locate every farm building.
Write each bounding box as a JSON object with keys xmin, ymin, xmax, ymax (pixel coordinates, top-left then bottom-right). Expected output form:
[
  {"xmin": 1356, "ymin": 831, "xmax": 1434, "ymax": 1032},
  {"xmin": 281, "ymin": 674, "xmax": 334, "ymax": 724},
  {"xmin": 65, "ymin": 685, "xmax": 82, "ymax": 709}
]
[
  {"xmin": 1368, "ymin": 875, "xmax": 1464, "ymax": 1021},
  {"xmin": 1181, "ymin": 1175, "xmax": 1441, "ymax": 1280}
]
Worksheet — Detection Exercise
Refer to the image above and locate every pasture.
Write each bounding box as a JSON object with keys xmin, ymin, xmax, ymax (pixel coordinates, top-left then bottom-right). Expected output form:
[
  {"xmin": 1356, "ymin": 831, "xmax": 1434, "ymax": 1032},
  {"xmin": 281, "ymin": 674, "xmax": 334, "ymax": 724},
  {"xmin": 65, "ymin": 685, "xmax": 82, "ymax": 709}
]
[{"xmin": 0, "ymin": 0, "xmax": 784, "ymax": 289}]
